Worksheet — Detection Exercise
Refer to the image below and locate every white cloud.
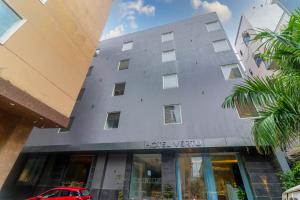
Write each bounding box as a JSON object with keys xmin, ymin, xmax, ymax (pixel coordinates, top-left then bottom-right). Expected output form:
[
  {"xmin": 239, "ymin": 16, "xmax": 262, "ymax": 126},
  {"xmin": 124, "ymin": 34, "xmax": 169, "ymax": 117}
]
[
  {"xmin": 191, "ymin": 0, "xmax": 201, "ymax": 9},
  {"xmin": 120, "ymin": 0, "xmax": 155, "ymax": 31},
  {"xmin": 102, "ymin": 25, "xmax": 125, "ymax": 40},
  {"xmin": 191, "ymin": 0, "xmax": 232, "ymax": 22},
  {"xmin": 202, "ymin": 1, "xmax": 232, "ymax": 22}
]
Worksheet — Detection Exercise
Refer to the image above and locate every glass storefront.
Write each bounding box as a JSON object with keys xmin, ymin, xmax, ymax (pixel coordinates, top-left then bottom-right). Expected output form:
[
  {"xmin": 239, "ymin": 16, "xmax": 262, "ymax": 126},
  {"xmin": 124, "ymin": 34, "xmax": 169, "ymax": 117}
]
[{"xmin": 129, "ymin": 154, "xmax": 162, "ymax": 200}]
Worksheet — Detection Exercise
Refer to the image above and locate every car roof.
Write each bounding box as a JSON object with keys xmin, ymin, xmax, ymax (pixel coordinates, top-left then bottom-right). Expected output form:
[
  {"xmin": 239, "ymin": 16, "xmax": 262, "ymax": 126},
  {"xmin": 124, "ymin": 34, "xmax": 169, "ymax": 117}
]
[{"xmin": 51, "ymin": 186, "xmax": 87, "ymax": 191}]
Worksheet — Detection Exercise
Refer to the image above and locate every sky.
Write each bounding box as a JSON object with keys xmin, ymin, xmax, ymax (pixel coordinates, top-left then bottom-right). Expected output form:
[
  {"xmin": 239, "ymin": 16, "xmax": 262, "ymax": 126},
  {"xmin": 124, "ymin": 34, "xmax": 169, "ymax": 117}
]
[{"xmin": 101, "ymin": 0, "xmax": 269, "ymax": 44}]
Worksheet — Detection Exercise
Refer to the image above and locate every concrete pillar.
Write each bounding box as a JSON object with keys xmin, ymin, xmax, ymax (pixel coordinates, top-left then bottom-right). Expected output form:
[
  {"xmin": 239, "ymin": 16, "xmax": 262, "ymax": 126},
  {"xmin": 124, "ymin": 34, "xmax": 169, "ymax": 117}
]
[
  {"xmin": 161, "ymin": 152, "xmax": 177, "ymax": 200},
  {"xmin": 0, "ymin": 116, "xmax": 32, "ymax": 190},
  {"xmin": 90, "ymin": 153, "xmax": 107, "ymax": 200},
  {"xmin": 274, "ymin": 148, "xmax": 290, "ymax": 172}
]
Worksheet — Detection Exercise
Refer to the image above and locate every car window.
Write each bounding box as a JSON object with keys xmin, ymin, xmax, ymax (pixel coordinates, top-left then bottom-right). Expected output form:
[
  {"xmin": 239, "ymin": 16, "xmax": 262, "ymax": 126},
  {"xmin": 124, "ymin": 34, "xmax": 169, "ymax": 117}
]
[
  {"xmin": 60, "ymin": 190, "xmax": 70, "ymax": 197},
  {"xmin": 42, "ymin": 189, "xmax": 60, "ymax": 198},
  {"xmin": 70, "ymin": 191, "xmax": 79, "ymax": 196},
  {"xmin": 80, "ymin": 190, "xmax": 90, "ymax": 196}
]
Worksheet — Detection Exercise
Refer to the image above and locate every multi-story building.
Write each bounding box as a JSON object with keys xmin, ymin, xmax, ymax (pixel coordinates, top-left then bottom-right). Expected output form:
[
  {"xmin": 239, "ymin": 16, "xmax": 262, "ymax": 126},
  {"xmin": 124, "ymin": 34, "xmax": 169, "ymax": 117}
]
[
  {"xmin": 235, "ymin": 4, "xmax": 285, "ymax": 78},
  {"xmin": 4, "ymin": 13, "xmax": 284, "ymax": 200},
  {"xmin": 0, "ymin": 0, "xmax": 111, "ymax": 191}
]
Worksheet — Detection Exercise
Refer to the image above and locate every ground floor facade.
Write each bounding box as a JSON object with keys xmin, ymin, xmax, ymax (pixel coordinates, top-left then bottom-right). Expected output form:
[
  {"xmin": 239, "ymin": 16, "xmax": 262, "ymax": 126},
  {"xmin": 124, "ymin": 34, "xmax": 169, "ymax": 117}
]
[{"xmin": 1, "ymin": 149, "xmax": 282, "ymax": 200}]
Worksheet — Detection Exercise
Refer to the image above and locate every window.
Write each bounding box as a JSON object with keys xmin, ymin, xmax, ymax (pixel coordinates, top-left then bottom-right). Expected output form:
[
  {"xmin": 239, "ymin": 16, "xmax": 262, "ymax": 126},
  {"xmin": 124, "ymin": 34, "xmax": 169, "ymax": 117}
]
[
  {"xmin": 77, "ymin": 88, "xmax": 85, "ymax": 101},
  {"xmin": 212, "ymin": 40, "xmax": 230, "ymax": 52},
  {"xmin": 59, "ymin": 117, "xmax": 74, "ymax": 133},
  {"xmin": 118, "ymin": 59, "xmax": 129, "ymax": 70},
  {"xmin": 161, "ymin": 32, "xmax": 174, "ymax": 42},
  {"xmin": 163, "ymin": 74, "xmax": 178, "ymax": 89},
  {"xmin": 240, "ymin": 50, "xmax": 243, "ymax": 56},
  {"xmin": 254, "ymin": 53, "xmax": 263, "ymax": 67},
  {"xmin": 60, "ymin": 190, "xmax": 70, "ymax": 197},
  {"xmin": 129, "ymin": 154, "xmax": 162, "ymax": 199},
  {"xmin": 242, "ymin": 31, "xmax": 251, "ymax": 45},
  {"xmin": 122, "ymin": 41, "xmax": 133, "ymax": 51},
  {"xmin": 236, "ymin": 102, "xmax": 259, "ymax": 118},
  {"xmin": 162, "ymin": 49, "xmax": 176, "ymax": 62},
  {"xmin": 221, "ymin": 64, "xmax": 242, "ymax": 80},
  {"xmin": 113, "ymin": 82, "xmax": 126, "ymax": 96},
  {"xmin": 0, "ymin": 0, "xmax": 25, "ymax": 44},
  {"xmin": 105, "ymin": 112, "xmax": 120, "ymax": 129},
  {"xmin": 206, "ymin": 21, "xmax": 221, "ymax": 32},
  {"xmin": 86, "ymin": 66, "xmax": 94, "ymax": 77},
  {"xmin": 164, "ymin": 104, "xmax": 182, "ymax": 124},
  {"xmin": 17, "ymin": 155, "xmax": 47, "ymax": 185}
]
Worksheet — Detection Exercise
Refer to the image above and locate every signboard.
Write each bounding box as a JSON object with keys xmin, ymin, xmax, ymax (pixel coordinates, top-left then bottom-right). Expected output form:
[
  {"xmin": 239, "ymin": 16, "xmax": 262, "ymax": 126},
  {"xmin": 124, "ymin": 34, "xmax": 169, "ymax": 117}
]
[{"xmin": 144, "ymin": 139, "xmax": 203, "ymax": 149}]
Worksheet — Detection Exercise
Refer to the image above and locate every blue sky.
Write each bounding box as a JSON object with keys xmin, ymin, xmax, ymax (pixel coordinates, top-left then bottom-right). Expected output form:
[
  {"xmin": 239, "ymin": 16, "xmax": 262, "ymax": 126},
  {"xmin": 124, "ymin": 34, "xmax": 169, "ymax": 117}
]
[{"xmin": 101, "ymin": 0, "xmax": 267, "ymax": 44}]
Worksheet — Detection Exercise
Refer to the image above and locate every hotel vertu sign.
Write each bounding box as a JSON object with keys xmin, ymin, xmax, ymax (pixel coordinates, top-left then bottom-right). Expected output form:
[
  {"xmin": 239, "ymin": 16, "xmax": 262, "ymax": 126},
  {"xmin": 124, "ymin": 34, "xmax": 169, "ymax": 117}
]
[{"xmin": 144, "ymin": 139, "xmax": 203, "ymax": 149}]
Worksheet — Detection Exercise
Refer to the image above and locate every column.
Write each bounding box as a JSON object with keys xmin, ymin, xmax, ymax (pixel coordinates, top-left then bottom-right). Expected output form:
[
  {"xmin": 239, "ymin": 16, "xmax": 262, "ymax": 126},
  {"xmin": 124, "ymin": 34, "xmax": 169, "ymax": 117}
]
[{"xmin": 203, "ymin": 155, "xmax": 218, "ymax": 200}]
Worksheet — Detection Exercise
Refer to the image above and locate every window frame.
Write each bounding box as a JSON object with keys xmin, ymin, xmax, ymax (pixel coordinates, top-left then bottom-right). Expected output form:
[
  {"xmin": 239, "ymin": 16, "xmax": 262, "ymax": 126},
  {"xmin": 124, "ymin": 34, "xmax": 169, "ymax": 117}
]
[
  {"xmin": 122, "ymin": 41, "xmax": 133, "ymax": 51},
  {"xmin": 163, "ymin": 104, "xmax": 182, "ymax": 125},
  {"xmin": 112, "ymin": 82, "xmax": 126, "ymax": 96},
  {"xmin": 161, "ymin": 31, "xmax": 174, "ymax": 42},
  {"xmin": 212, "ymin": 39, "xmax": 231, "ymax": 52},
  {"xmin": 162, "ymin": 49, "xmax": 176, "ymax": 63},
  {"xmin": 220, "ymin": 63, "xmax": 242, "ymax": 80},
  {"xmin": 118, "ymin": 59, "xmax": 130, "ymax": 71},
  {"xmin": 162, "ymin": 73, "xmax": 179, "ymax": 89},
  {"xmin": 206, "ymin": 21, "xmax": 222, "ymax": 32},
  {"xmin": 104, "ymin": 112, "xmax": 121, "ymax": 130},
  {"xmin": 0, "ymin": 0, "xmax": 27, "ymax": 44}
]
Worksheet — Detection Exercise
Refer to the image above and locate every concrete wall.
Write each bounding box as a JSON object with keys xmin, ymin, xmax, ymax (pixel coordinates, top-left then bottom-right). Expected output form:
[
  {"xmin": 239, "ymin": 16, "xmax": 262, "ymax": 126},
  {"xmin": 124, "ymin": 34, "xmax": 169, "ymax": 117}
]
[
  {"xmin": 25, "ymin": 13, "xmax": 252, "ymax": 151},
  {"xmin": 0, "ymin": 0, "xmax": 111, "ymax": 122}
]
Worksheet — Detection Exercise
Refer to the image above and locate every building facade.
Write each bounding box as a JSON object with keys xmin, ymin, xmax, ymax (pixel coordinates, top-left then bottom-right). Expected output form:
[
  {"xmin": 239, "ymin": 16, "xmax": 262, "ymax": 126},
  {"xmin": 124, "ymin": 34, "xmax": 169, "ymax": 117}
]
[
  {"xmin": 0, "ymin": 0, "xmax": 111, "ymax": 189},
  {"xmin": 4, "ymin": 13, "xmax": 283, "ymax": 200},
  {"xmin": 234, "ymin": 4, "xmax": 285, "ymax": 78},
  {"xmin": 272, "ymin": 0, "xmax": 300, "ymax": 13}
]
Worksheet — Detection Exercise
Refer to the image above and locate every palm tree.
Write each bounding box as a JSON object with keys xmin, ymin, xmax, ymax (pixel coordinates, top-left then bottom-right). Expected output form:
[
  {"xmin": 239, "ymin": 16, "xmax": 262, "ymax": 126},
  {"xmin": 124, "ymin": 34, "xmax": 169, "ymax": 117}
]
[{"xmin": 222, "ymin": 10, "xmax": 300, "ymax": 154}]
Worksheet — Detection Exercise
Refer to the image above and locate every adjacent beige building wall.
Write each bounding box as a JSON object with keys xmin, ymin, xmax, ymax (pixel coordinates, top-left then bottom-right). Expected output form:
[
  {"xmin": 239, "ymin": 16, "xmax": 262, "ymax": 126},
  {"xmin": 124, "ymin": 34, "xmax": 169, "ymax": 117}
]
[{"xmin": 0, "ymin": 0, "xmax": 112, "ymax": 118}]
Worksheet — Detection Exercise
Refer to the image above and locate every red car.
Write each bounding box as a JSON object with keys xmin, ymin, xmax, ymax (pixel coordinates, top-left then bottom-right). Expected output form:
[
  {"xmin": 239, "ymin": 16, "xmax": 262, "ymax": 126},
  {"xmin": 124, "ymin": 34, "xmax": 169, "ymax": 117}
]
[{"xmin": 26, "ymin": 187, "xmax": 92, "ymax": 200}]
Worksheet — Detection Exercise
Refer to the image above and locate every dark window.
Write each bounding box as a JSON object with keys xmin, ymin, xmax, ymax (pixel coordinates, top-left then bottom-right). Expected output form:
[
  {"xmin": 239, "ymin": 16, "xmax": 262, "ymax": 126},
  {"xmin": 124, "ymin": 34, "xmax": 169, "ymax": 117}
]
[
  {"xmin": 70, "ymin": 191, "xmax": 79, "ymax": 196},
  {"xmin": 113, "ymin": 82, "xmax": 126, "ymax": 96},
  {"xmin": 254, "ymin": 54, "xmax": 263, "ymax": 67},
  {"xmin": 242, "ymin": 31, "xmax": 251, "ymax": 45},
  {"xmin": 59, "ymin": 117, "xmax": 74, "ymax": 132},
  {"xmin": 118, "ymin": 59, "xmax": 130, "ymax": 70},
  {"xmin": 17, "ymin": 155, "xmax": 47, "ymax": 186},
  {"xmin": 60, "ymin": 190, "xmax": 70, "ymax": 197},
  {"xmin": 77, "ymin": 88, "xmax": 85, "ymax": 101},
  {"xmin": 249, "ymin": 69, "xmax": 253, "ymax": 76},
  {"xmin": 105, "ymin": 112, "xmax": 120, "ymax": 129},
  {"xmin": 239, "ymin": 50, "xmax": 243, "ymax": 56},
  {"xmin": 86, "ymin": 66, "xmax": 94, "ymax": 77}
]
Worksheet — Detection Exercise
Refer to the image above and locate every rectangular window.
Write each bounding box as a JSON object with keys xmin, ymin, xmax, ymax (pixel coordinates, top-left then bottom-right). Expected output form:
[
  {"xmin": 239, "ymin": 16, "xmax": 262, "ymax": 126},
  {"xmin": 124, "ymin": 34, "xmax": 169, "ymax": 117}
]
[
  {"xmin": 113, "ymin": 82, "xmax": 126, "ymax": 96},
  {"xmin": 77, "ymin": 88, "xmax": 85, "ymax": 101},
  {"xmin": 164, "ymin": 104, "xmax": 182, "ymax": 124},
  {"xmin": 86, "ymin": 66, "xmax": 94, "ymax": 77},
  {"xmin": 162, "ymin": 49, "xmax": 176, "ymax": 63},
  {"xmin": 0, "ymin": 0, "xmax": 25, "ymax": 44},
  {"xmin": 40, "ymin": 0, "xmax": 48, "ymax": 4},
  {"xmin": 118, "ymin": 59, "xmax": 130, "ymax": 70},
  {"xmin": 161, "ymin": 32, "xmax": 174, "ymax": 42},
  {"xmin": 212, "ymin": 40, "xmax": 230, "ymax": 52},
  {"xmin": 206, "ymin": 21, "xmax": 221, "ymax": 32},
  {"xmin": 59, "ymin": 117, "xmax": 74, "ymax": 133},
  {"xmin": 221, "ymin": 64, "xmax": 242, "ymax": 80},
  {"xmin": 129, "ymin": 154, "xmax": 162, "ymax": 199},
  {"xmin": 163, "ymin": 74, "xmax": 178, "ymax": 89},
  {"xmin": 254, "ymin": 53, "xmax": 263, "ymax": 68},
  {"xmin": 122, "ymin": 41, "xmax": 133, "ymax": 51},
  {"xmin": 105, "ymin": 112, "xmax": 120, "ymax": 129}
]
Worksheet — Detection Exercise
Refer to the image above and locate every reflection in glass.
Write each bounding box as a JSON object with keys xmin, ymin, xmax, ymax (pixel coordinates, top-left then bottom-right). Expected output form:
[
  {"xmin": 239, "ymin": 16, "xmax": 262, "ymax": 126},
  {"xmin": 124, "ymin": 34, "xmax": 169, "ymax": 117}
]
[
  {"xmin": 178, "ymin": 155, "xmax": 207, "ymax": 200},
  {"xmin": 129, "ymin": 154, "xmax": 162, "ymax": 200},
  {"xmin": 211, "ymin": 155, "xmax": 246, "ymax": 200}
]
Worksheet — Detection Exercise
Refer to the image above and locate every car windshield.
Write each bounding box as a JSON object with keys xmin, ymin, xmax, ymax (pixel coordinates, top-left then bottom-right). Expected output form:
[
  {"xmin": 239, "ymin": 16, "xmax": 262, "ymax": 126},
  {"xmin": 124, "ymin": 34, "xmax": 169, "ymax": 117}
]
[{"xmin": 80, "ymin": 190, "xmax": 90, "ymax": 196}]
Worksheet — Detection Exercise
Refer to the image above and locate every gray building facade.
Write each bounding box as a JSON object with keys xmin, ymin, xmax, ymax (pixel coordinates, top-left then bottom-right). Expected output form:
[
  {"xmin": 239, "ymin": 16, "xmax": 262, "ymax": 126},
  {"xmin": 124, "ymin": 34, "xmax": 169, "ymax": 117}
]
[{"xmin": 2, "ymin": 13, "xmax": 283, "ymax": 200}]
